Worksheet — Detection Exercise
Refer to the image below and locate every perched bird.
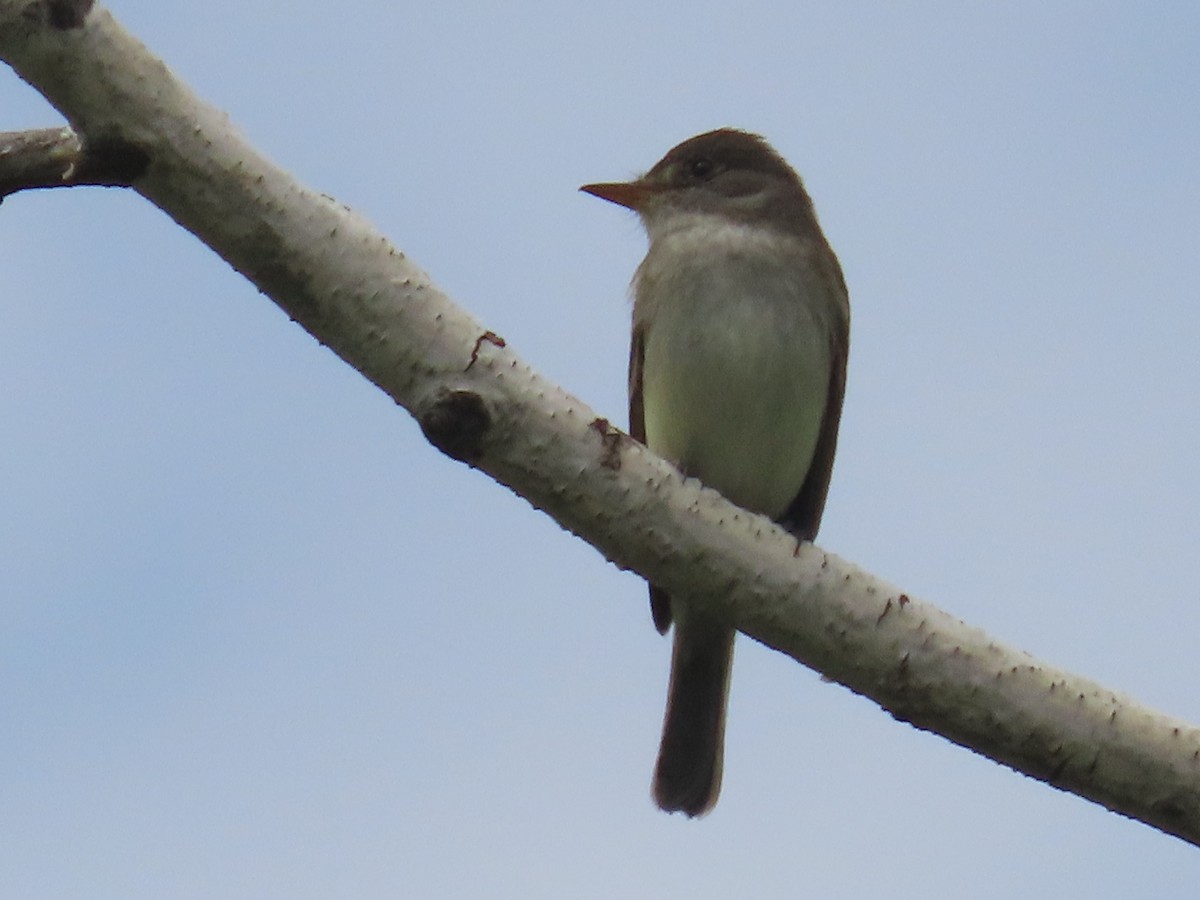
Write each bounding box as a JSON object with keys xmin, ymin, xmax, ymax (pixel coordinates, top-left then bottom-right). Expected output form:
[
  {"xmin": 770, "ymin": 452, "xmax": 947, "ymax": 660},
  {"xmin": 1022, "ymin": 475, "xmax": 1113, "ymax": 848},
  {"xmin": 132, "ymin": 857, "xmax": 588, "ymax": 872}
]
[{"xmin": 582, "ymin": 128, "xmax": 849, "ymax": 816}]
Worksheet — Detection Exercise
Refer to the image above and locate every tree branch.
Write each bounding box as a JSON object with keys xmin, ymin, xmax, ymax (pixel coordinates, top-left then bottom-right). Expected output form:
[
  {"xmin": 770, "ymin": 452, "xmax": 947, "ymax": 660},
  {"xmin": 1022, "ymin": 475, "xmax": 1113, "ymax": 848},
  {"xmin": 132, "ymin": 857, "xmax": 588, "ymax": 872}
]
[
  {"xmin": 2, "ymin": 1, "xmax": 1199, "ymax": 844},
  {"xmin": 0, "ymin": 125, "xmax": 147, "ymax": 198}
]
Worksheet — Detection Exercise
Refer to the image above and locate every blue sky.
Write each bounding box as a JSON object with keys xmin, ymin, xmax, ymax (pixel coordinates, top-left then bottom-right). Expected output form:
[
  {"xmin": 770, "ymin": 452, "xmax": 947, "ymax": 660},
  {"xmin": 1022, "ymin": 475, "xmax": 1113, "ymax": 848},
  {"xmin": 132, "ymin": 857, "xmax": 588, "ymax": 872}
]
[{"xmin": 3, "ymin": 2, "xmax": 1199, "ymax": 896}]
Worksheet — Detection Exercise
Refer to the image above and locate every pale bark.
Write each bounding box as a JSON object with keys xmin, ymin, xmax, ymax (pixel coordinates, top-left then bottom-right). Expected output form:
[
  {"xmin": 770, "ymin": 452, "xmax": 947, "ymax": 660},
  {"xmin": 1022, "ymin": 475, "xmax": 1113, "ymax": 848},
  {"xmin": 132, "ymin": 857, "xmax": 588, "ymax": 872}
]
[{"xmin": 2, "ymin": 0, "xmax": 1198, "ymax": 845}]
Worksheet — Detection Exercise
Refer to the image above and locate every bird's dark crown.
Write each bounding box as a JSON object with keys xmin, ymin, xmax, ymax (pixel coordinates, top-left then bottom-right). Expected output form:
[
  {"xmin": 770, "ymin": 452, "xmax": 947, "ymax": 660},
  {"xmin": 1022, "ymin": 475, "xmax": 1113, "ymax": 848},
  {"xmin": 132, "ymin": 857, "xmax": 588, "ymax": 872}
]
[{"xmin": 645, "ymin": 128, "xmax": 802, "ymax": 191}]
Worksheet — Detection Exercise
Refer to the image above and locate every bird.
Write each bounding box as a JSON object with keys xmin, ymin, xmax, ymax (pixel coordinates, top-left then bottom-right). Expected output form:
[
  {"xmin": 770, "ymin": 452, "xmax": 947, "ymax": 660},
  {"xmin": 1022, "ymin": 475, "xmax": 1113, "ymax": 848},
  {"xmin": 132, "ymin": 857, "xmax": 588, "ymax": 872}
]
[{"xmin": 581, "ymin": 128, "xmax": 850, "ymax": 816}]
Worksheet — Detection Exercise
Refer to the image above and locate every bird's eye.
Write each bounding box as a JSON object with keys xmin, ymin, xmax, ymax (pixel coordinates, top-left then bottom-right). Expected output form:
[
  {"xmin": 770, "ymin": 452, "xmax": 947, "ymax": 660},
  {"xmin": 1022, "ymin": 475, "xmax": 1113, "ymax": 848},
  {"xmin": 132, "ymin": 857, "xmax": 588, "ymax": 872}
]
[{"xmin": 688, "ymin": 157, "xmax": 715, "ymax": 180}]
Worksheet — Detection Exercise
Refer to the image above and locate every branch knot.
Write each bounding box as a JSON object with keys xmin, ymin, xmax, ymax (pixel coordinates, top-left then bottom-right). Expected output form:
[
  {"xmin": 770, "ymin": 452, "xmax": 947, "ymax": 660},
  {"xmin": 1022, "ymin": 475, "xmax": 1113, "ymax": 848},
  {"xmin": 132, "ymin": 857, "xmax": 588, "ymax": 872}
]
[{"xmin": 418, "ymin": 389, "xmax": 492, "ymax": 464}]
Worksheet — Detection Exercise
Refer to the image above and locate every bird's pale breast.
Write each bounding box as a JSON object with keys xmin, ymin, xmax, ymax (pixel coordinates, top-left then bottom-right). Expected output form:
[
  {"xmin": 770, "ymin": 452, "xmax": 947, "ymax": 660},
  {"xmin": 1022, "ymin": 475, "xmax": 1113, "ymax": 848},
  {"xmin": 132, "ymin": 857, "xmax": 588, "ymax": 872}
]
[{"xmin": 635, "ymin": 218, "xmax": 834, "ymax": 519}]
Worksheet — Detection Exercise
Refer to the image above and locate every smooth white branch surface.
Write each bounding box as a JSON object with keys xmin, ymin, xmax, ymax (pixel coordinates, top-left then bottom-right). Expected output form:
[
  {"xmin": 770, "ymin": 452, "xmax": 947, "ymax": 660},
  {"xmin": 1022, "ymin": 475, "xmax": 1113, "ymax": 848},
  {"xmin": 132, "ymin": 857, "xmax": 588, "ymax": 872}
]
[{"xmin": 2, "ymin": 0, "xmax": 1198, "ymax": 844}]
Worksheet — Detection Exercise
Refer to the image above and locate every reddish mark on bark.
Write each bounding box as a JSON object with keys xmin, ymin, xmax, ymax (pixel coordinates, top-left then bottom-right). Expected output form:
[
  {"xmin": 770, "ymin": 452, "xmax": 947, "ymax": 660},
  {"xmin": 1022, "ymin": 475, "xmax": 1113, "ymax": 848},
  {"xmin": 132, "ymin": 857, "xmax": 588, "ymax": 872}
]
[
  {"xmin": 467, "ymin": 330, "xmax": 506, "ymax": 370},
  {"xmin": 590, "ymin": 417, "xmax": 623, "ymax": 470}
]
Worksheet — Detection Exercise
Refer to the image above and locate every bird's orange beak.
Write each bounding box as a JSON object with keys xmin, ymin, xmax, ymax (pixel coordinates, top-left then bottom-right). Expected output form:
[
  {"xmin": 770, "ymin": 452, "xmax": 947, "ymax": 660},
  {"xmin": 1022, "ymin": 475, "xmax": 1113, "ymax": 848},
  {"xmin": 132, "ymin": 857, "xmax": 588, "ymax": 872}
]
[{"xmin": 580, "ymin": 179, "xmax": 657, "ymax": 212}]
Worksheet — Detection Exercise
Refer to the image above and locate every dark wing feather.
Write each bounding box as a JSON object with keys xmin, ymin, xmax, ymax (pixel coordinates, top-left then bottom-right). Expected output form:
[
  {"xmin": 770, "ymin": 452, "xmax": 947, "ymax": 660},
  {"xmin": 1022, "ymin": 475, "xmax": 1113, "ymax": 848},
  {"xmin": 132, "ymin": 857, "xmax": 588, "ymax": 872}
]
[
  {"xmin": 628, "ymin": 323, "xmax": 646, "ymax": 445},
  {"xmin": 630, "ymin": 323, "xmax": 674, "ymax": 635},
  {"xmin": 780, "ymin": 319, "xmax": 849, "ymax": 542}
]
